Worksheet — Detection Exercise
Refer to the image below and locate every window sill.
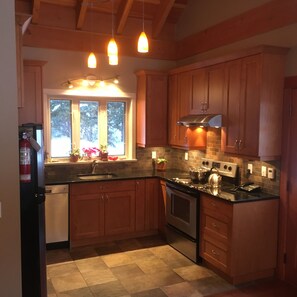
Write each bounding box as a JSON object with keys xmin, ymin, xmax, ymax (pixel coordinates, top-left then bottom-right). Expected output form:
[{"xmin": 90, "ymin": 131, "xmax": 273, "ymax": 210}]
[{"xmin": 45, "ymin": 158, "xmax": 138, "ymax": 166}]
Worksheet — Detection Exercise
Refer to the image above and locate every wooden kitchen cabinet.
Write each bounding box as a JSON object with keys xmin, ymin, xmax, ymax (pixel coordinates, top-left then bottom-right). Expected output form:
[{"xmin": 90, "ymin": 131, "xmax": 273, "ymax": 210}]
[
  {"xmin": 168, "ymin": 72, "xmax": 207, "ymax": 149},
  {"xmin": 200, "ymin": 193, "xmax": 279, "ymax": 284},
  {"xmin": 191, "ymin": 63, "xmax": 225, "ymax": 115},
  {"xmin": 222, "ymin": 48, "xmax": 287, "ymax": 159},
  {"xmin": 136, "ymin": 70, "xmax": 168, "ymax": 147},
  {"xmin": 70, "ymin": 180, "xmax": 135, "ymax": 247},
  {"xmin": 145, "ymin": 178, "xmax": 160, "ymax": 231},
  {"xmin": 18, "ymin": 60, "xmax": 46, "ymax": 125}
]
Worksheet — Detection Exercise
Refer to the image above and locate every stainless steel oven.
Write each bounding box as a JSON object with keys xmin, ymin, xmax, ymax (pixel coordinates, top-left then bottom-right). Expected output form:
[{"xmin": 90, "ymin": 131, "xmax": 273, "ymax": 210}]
[{"xmin": 165, "ymin": 182, "xmax": 200, "ymax": 263}]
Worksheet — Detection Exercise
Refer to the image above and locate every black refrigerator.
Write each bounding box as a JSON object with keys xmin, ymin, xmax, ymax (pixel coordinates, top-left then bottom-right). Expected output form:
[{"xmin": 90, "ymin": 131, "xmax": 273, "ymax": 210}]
[{"xmin": 19, "ymin": 123, "xmax": 47, "ymax": 297}]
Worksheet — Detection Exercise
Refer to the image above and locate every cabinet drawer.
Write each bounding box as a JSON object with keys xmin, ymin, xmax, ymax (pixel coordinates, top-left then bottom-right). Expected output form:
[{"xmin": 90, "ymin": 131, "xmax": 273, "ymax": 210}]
[
  {"xmin": 201, "ymin": 195, "xmax": 232, "ymax": 218},
  {"xmin": 201, "ymin": 239, "xmax": 228, "ymax": 271},
  {"xmin": 99, "ymin": 180, "xmax": 135, "ymax": 192},
  {"xmin": 204, "ymin": 214, "xmax": 229, "ymax": 239}
]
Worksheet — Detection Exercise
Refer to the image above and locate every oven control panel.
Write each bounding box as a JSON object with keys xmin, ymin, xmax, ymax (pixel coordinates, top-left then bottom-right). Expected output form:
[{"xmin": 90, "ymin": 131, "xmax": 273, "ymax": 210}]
[{"xmin": 201, "ymin": 158, "xmax": 238, "ymax": 178}]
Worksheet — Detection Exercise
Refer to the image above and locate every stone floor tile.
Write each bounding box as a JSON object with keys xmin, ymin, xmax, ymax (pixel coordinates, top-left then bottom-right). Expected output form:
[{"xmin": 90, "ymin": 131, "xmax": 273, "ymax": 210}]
[
  {"xmin": 55, "ymin": 287, "xmax": 94, "ymax": 297},
  {"xmin": 81, "ymin": 268, "xmax": 117, "ymax": 286},
  {"xmin": 150, "ymin": 270, "xmax": 184, "ymax": 287},
  {"xmin": 90, "ymin": 280, "xmax": 129, "ymax": 297},
  {"xmin": 110, "ymin": 263, "xmax": 145, "ymax": 280},
  {"xmin": 124, "ymin": 248, "xmax": 155, "ymax": 262},
  {"xmin": 131, "ymin": 288, "xmax": 168, "ymax": 297},
  {"xmin": 135, "ymin": 256, "xmax": 171, "ymax": 274},
  {"xmin": 70, "ymin": 246, "xmax": 98, "ymax": 260},
  {"xmin": 190, "ymin": 276, "xmax": 235, "ymax": 296},
  {"xmin": 119, "ymin": 274, "xmax": 159, "ymax": 294},
  {"xmin": 101, "ymin": 252, "xmax": 134, "ymax": 268},
  {"xmin": 47, "ymin": 262, "xmax": 79, "ymax": 278},
  {"xmin": 161, "ymin": 281, "xmax": 203, "ymax": 297},
  {"xmin": 75, "ymin": 256, "xmax": 108, "ymax": 273},
  {"xmin": 173, "ymin": 264, "xmax": 215, "ymax": 281},
  {"xmin": 47, "ymin": 279, "xmax": 56, "ymax": 295},
  {"xmin": 51, "ymin": 271, "xmax": 87, "ymax": 293},
  {"xmin": 47, "ymin": 248, "xmax": 72, "ymax": 265}
]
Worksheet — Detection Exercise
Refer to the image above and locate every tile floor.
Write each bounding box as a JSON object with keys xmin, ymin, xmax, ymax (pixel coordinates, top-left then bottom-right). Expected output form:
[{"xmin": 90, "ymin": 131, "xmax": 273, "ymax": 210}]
[{"xmin": 46, "ymin": 235, "xmax": 297, "ymax": 297}]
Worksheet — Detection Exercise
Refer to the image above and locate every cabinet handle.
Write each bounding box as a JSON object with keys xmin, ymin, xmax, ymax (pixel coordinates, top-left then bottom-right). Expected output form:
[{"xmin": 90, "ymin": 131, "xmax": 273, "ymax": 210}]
[
  {"xmin": 235, "ymin": 139, "xmax": 238, "ymax": 149},
  {"xmin": 211, "ymin": 249, "xmax": 219, "ymax": 256},
  {"xmin": 101, "ymin": 194, "xmax": 104, "ymax": 200},
  {"xmin": 238, "ymin": 139, "xmax": 242, "ymax": 150},
  {"xmin": 200, "ymin": 101, "xmax": 208, "ymax": 113},
  {"xmin": 106, "ymin": 194, "xmax": 109, "ymax": 201},
  {"xmin": 211, "ymin": 222, "xmax": 218, "ymax": 228}
]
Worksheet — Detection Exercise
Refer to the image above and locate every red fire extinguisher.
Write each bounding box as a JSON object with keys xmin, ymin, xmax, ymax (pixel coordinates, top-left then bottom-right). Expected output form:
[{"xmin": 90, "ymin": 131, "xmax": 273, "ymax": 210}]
[{"xmin": 19, "ymin": 132, "xmax": 31, "ymax": 183}]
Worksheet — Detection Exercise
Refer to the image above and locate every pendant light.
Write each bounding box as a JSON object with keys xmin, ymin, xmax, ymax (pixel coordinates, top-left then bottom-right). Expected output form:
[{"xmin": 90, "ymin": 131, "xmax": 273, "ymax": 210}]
[
  {"xmin": 88, "ymin": 52, "xmax": 97, "ymax": 68},
  {"xmin": 107, "ymin": 0, "xmax": 118, "ymax": 65},
  {"xmin": 137, "ymin": 0, "xmax": 149, "ymax": 53},
  {"xmin": 88, "ymin": 3, "xmax": 97, "ymax": 68}
]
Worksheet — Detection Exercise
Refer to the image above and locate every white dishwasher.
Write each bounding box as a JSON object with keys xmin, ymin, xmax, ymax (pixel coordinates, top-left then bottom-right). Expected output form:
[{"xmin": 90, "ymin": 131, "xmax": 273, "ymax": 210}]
[{"xmin": 45, "ymin": 184, "xmax": 69, "ymax": 248}]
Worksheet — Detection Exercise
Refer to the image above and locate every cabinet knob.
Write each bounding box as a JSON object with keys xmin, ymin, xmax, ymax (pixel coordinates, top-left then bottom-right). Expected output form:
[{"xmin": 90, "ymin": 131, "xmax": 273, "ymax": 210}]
[
  {"xmin": 211, "ymin": 222, "xmax": 218, "ymax": 228},
  {"xmin": 101, "ymin": 194, "xmax": 104, "ymax": 200},
  {"xmin": 211, "ymin": 249, "xmax": 218, "ymax": 256},
  {"xmin": 238, "ymin": 139, "xmax": 242, "ymax": 150}
]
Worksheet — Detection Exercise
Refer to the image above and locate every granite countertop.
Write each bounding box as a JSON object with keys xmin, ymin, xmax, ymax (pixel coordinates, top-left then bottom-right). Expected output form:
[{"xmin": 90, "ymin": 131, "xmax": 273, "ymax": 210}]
[{"xmin": 45, "ymin": 169, "xmax": 278, "ymax": 203}]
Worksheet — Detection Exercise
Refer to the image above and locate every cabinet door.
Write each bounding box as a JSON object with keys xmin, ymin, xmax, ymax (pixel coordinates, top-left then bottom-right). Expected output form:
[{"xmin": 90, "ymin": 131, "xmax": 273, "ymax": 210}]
[
  {"xmin": 191, "ymin": 68, "xmax": 207, "ymax": 114},
  {"xmin": 159, "ymin": 180, "xmax": 167, "ymax": 235},
  {"xmin": 145, "ymin": 178, "xmax": 159, "ymax": 231},
  {"xmin": 238, "ymin": 55, "xmax": 261, "ymax": 157},
  {"xmin": 168, "ymin": 74, "xmax": 180, "ymax": 146},
  {"xmin": 222, "ymin": 59, "xmax": 242, "ymax": 153},
  {"xmin": 70, "ymin": 193, "xmax": 104, "ymax": 241},
  {"xmin": 104, "ymin": 190, "xmax": 135, "ymax": 236},
  {"xmin": 207, "ymin": 64, "xmax": 225, "ymax": 114},
  {"xmin": 136, "ymin": 71, "xmax": 167, "ymax": 147},
  {"xmin": 18, "ymin": 61, "xmax": 45, "ymax": 125},
  {"xmin": 135, "ymin": 179, "xmax": 146, "ymax": 232}
]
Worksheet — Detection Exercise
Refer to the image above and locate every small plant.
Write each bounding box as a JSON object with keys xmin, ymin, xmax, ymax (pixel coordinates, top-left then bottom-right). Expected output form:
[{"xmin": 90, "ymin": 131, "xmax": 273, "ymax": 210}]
[
  {"xmin": 82, "ymin": 147, "xmax": 100, "ymax": 158},
  {"xmin": 100, "ymin": 144, "xmax": 108, "ymax": 153},
  {"xmin": 157, "ymin": 157, "xmax": 167, "ymax": 164},
  {"xmin": 69, "ymin": 147, "xmax": 80, "ymax": 157}
]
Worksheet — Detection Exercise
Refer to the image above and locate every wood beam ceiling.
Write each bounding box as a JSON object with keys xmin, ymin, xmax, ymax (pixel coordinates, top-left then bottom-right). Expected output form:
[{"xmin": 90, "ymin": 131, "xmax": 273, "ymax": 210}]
[{"xmin": 116, "ymin": 0, "xmax": 134, "ymax": 34}]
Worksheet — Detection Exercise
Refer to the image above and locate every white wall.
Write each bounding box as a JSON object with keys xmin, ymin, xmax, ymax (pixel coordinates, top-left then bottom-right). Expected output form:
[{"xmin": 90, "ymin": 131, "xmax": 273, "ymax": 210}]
[
  {"xmin": 0, "ymin": 1, "xmax": 22, "ymax": 296},
  {"xmin": 23, "ymin": 48, "xmax": 176, "ymax": 92}
]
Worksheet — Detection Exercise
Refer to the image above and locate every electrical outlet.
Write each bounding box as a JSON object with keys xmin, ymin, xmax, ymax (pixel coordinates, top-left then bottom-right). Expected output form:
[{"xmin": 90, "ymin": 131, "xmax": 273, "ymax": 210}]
[
  {"xmin": 268, "ymin": 168, "xmax": 275, "ymax": 180},
  {"xmin": 261, "ymin": 166, "xmax": 267, "ymax": 177},
  {"xmin": 185, "ymin": 152, "xmax": 189, "ymax": 161},
  {"xmin": 247, "ymin": 163, "xmax": 253, "ymax": 174},
  {"xmin": 151, "ymin": 151, "xmax": 156, "ymax": 159}
]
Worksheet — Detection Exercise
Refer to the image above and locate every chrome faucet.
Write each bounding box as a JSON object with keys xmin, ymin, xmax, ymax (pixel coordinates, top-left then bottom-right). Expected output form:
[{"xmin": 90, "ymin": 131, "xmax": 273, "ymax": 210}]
[{"xmin": 91, "ymin": 160, "xmax": 100, "ymax": 174}]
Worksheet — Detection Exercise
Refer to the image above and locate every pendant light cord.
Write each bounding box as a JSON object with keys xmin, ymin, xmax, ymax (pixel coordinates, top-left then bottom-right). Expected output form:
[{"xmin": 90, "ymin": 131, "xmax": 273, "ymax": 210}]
[
  {"xmin": 142, "ymin": 0, "xmax": 144, "ymax": 32},
  {"xmin": 112, "ymin": 0, "xmax": 114, "ymax": 38}
]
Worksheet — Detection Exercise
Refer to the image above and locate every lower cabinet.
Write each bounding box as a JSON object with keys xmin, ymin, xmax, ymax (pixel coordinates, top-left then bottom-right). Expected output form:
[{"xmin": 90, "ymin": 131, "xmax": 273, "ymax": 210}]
[
  {"xmin": 200, "ymin": 193, "xmax": 279, "ymax": 284},
  {"xmin": 70, "ymin": 178, "xmax": 162, "ymax": 247},
  {"xmin": 70, "ymin": 180, "xmax": 135, "ymax": 246}
]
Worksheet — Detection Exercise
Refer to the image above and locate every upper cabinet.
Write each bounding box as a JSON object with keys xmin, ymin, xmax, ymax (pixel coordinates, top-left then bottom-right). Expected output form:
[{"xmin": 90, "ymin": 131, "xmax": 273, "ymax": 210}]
[
  {"xmin": 191, "ymin": 64, "xmax": 225, "ymax": 115},
  {"xmin": 168, "ymin": 72, "xmax": 207, "ymax": 149},
  {"xmin": 222, "ymin": 48, "xmax": 288, "ymax": 160},
  {"xmin": 18, "ymin": 60, "xmax": 46, "ymax": 125},
  {"xmin": 136, "ymin": 70, "xmax": 168, "ymax": 148}
]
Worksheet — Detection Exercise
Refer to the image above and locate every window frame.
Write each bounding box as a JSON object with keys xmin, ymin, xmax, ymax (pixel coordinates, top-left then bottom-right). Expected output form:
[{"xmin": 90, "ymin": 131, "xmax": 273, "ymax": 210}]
[{"xmin": 43, "ymin": 89, "xmax": 136, "ymax": 163}]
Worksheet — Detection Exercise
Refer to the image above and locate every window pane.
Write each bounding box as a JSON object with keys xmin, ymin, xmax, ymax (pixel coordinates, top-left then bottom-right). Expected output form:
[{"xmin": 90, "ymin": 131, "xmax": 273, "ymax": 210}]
[
  {"xmin": 80, "ymin": 101, "xmax": 99, "ymax": 152},
  {"xmin": 107, "ymin": 101, "xmax": 125, "ymax": 155},
  {"xmin": 50, "ymin": 99, "xmax": 71, "ymax": 157}
]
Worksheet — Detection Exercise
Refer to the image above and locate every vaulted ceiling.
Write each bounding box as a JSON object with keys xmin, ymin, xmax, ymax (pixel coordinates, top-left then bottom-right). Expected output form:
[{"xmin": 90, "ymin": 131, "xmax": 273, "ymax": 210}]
[{"xmin": 15, "ymin": 0, "xmax": 188, "ymax": 60}]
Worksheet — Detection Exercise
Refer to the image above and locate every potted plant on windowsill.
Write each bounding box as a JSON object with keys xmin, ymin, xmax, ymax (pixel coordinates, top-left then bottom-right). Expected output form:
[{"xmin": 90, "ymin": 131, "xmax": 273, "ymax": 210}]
[
  {"xmin": 69, "ymin": 148, "xmax": 81, "ymax": 162},
  {"xmin": 156, "ymin": 157, "xmax": 167, "ymax": 171},
  {"xmin": 100, "ymin": 145, "xmax": 108, "ymax": 161}
]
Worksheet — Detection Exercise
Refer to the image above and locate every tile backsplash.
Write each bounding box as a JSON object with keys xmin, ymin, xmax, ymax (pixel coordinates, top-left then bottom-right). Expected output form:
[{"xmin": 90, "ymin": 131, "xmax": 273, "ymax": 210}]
[{"xmin": 45, "ymin": 128, "xmax": 280, "ymax": 195}]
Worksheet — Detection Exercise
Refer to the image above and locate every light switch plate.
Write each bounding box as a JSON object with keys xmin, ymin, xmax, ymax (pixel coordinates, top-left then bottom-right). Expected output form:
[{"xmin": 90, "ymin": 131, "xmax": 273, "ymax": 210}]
[
  {"xmin": 268, "ymin": 168, "xmax": 275, "ymax": 180},
  {"xmin": 185, "ymin": 152, "xmax": 189, "ymax": 161},
  {"xmin": 247, "ymin": 163, "xmax": 253, "ymax": 174},
  {"xmin": 261, "ymin": 166, "xmax": 267, "ymax": 177}
]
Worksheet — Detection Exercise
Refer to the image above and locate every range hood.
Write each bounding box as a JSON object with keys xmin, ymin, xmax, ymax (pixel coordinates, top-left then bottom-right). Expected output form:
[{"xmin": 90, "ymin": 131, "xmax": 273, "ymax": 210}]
[{"xmin": 177, "ymin": 114, "xmax": 222, "ymax": 128}]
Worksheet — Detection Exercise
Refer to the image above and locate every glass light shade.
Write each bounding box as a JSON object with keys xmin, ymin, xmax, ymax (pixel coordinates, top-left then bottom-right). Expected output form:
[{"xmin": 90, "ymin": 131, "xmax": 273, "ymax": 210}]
[
  {"xmin": 107, "ymin": 38, "xmax": 118, "ymax": 65},
  {"xmin": 137, "ymin": 31, "xmax": 149, "ymax": 53},
  {"xmin": 88, "ymin": 52, "xmax": 97, "ymax": 68}
]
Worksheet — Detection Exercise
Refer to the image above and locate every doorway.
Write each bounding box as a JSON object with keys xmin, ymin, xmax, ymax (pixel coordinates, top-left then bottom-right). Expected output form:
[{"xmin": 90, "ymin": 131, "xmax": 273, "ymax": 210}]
[{"xmin": 279, "ymin": 79, "xmax": 297, "ymax": 286}]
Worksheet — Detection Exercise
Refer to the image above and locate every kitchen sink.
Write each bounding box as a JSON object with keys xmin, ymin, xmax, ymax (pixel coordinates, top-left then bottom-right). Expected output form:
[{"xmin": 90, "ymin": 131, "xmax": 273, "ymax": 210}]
[{"xmin": 77, "ymin": 173, "xmax": 117, "ymax": 180}]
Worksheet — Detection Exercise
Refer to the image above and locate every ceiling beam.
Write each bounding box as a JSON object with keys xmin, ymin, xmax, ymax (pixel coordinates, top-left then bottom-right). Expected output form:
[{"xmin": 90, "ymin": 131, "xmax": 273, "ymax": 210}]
[
  {"xmin": 77, "ymin": 0, "xmax": 89, "ymax": 29},
  {"xmin": 32, "ymin": 0, "xmax": 41, "ymax": 24},
  {"xmin": 116, "ymin": 0, "xmax": 134, "ymax": 34},
  {"xmin": 152, "ymin": 0, "xmax": 175, "ymax": 38}
]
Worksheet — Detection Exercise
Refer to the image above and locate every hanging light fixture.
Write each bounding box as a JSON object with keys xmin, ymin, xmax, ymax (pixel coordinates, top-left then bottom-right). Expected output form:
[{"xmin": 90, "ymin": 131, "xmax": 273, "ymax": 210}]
[
  {"xmin": 88, "ymin": 52, "xmax": 97, "ymax": 68},
  {"xmin": 107, "ymin": 0, "xmax": 118, "ymax": 65},
  {"xmin": 138, "ymin": 0, "xmax": 149, "ymax": 53},
  {"xmin": 88, "ymin": 3, "xmax": 97, "ymax": 68}
]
